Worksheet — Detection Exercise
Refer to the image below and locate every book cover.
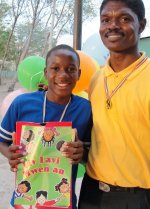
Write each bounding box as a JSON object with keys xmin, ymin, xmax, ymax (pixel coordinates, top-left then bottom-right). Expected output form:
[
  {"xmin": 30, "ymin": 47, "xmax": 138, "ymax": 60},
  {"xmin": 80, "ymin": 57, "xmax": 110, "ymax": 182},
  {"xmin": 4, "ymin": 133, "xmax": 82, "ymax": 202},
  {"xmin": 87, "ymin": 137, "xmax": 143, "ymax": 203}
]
[{"xmin": 14, "ymin": 121, "xmax": 73, "ymax": 209}]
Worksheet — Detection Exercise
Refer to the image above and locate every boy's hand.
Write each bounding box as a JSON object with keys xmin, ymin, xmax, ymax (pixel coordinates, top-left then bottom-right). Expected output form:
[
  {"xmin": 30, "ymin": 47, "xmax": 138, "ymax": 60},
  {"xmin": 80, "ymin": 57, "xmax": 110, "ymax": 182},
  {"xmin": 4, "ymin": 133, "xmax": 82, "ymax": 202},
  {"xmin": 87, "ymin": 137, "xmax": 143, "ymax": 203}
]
[
  {"xmin": 60, "ymin": 129, "xmax": 84, "ymax": 164},
  {"xmin": 8, "ymin": 144, "xmax": 26, "ymax": 172},
  {"xmin": 8, "ymin": 133, "xmax": 27, "ymax": 172}
]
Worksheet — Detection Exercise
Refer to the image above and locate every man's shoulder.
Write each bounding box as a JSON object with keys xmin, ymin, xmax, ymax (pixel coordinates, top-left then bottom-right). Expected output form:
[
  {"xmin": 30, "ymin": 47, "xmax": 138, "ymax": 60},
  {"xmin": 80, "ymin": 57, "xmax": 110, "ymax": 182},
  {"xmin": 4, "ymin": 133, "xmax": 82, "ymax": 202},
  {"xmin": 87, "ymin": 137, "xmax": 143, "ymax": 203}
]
[{"xmin": 88, "ymin": 69, "xmax": 104, "ymax": 98}]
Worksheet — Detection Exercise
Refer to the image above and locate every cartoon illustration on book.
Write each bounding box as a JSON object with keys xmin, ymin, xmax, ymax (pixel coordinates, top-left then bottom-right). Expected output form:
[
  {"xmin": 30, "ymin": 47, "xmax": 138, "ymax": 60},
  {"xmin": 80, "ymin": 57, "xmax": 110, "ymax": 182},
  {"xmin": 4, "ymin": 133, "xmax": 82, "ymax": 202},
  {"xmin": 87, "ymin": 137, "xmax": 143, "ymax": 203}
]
[
  {"xmin": 41, "ymin": 126, "xmax": 60, "ymax": 147},
  {"xmin": 55, "ymin": 178, "xmax": 70, "ymax": 200},
  {"xmin": 34, "ymin": 190, "xmax": 64, "ymax": 208},
  {"xmin": 13, "ymin": 181, "xmax": 33, "ymax": 202},
  {"xmin": 21, "ymin": 130, "xmax": 35, "ymax": 144},
  {"xmin": 56, "ymin": 140, "xmax": 65, "ymax": 151},
  {"xmin": 20, "ymin": 129, "xmax": 35, "ymax": 154},
  {"xmin": 15, "ymin": 122, "xmax": 72, "ymax": 209},
  {"xmin": 42, "ymin": 127, "xmax": 55, "ymax": 147}
]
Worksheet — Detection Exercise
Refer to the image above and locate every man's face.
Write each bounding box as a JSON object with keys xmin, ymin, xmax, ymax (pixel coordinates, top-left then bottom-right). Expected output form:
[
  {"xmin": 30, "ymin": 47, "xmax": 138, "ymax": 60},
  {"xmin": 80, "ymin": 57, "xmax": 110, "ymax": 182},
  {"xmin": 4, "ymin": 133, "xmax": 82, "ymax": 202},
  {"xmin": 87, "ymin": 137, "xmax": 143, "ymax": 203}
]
[
  {"xmin": 44, "ymin": 49, "xmax": 81, "ymax": 102},
  {"xmin": 99, "ymin": 1, "xmax": 146, "ymax": 53}
]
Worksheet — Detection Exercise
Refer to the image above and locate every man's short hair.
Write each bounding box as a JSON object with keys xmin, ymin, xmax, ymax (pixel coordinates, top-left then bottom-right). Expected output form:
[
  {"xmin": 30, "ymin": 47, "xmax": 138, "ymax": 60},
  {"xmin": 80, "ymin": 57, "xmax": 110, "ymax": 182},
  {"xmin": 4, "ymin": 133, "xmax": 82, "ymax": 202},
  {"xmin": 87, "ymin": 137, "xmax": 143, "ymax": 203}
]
[{"xmin": 100, "ymin": 0, "xmax": 145, "ymax": 21}]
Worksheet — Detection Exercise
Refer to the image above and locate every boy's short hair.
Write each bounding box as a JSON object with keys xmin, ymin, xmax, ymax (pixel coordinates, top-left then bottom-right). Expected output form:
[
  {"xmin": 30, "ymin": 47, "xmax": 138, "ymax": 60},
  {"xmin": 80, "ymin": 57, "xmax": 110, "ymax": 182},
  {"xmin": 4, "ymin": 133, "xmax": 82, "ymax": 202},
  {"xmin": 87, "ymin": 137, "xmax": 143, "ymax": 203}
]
[
  {"xmin": 46, "ymin": 44, "xmax": 80, "ymax": 67},
  {"xmin": 100, "ymin": 0, "xmax": 145, "ymax": 21}
]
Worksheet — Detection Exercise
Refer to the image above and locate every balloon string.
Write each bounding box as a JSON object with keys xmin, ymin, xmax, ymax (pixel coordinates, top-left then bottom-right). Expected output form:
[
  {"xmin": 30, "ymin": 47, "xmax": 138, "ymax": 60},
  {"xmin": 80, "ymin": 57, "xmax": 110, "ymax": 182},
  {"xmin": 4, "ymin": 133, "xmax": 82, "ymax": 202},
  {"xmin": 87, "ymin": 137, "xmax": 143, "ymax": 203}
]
[{"xmin": 30, "ymin": 72, "xmax": 45, "ymax": 90}]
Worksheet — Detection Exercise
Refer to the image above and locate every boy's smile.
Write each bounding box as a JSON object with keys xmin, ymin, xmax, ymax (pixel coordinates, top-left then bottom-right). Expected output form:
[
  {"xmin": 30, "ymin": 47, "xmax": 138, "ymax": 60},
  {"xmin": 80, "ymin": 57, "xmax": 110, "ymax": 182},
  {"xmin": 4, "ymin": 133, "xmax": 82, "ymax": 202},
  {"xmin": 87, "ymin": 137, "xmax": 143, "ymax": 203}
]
[{"xmin": 44, "ymin": 49, "xmax": 81, "ymax": 104}]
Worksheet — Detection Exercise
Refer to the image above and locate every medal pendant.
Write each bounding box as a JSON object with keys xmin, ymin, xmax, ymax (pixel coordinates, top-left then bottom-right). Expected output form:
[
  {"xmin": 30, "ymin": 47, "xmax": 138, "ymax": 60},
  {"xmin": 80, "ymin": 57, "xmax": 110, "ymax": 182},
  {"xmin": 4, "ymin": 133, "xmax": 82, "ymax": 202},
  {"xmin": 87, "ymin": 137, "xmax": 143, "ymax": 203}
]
[{"xmin": 106, "ymin": 99, "xmax": 112, "ymax": 109}]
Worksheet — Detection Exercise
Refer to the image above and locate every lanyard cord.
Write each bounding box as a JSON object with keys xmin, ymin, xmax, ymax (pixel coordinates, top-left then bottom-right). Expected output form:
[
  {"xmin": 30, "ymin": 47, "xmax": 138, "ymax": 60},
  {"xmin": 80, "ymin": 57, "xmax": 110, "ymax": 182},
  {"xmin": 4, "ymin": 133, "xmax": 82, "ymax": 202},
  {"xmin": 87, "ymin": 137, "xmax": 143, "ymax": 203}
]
[
  {"xmin": 104, "ymin": 56, "xmax": 148, "ymax": 109},
  {"xmin": 42, "ymin": 91, "xmax": 71, "ymax": 123}
]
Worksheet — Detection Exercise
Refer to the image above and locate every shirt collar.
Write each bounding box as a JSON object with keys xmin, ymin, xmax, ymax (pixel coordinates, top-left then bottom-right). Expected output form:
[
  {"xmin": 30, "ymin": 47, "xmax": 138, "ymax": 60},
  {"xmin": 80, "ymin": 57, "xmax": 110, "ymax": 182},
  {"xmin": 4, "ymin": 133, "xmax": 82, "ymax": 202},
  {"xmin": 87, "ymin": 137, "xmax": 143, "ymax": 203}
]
[{"xmin": 104, "ymin": 52, "xmax": 146, "ymax": 77}]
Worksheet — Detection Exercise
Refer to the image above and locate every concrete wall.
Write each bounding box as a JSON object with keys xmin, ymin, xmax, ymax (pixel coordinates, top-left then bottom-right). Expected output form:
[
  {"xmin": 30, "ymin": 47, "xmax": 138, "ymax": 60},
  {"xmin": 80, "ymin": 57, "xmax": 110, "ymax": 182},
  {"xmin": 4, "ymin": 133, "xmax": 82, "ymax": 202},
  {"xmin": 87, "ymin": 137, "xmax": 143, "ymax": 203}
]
[{"xmin": 139, "ymin": 37, "xmax": 150, "ymax": 57}]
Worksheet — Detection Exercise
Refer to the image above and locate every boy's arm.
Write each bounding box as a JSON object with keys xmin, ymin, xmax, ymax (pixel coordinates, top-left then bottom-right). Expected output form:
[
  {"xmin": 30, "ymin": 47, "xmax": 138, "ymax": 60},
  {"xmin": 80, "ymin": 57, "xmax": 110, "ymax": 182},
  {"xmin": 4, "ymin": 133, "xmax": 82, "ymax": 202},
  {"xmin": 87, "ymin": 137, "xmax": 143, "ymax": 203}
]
[
  {"xmin": 0, "ymin": 141, "xmax": 10, "ymax": 159},
  {"xmin": 0, "ymin": 140, "xmax": 26, "ymax": 172}
]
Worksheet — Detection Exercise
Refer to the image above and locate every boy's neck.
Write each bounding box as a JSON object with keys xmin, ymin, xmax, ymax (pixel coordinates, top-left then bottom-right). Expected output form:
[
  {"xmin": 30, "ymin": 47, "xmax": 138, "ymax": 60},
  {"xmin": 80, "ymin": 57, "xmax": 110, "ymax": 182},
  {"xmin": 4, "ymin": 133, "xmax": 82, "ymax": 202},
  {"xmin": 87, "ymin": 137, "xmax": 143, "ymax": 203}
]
[{"xmin": 46, "ymin": 91, "xmax": 71, "ymax": 105}]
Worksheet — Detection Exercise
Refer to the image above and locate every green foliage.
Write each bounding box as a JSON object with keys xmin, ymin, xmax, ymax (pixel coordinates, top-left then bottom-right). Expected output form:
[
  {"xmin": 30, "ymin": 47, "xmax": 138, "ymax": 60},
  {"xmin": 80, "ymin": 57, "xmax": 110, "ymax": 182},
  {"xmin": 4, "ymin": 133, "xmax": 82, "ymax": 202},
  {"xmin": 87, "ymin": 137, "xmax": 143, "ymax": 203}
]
[
  {"xmin": 0, "ymin": 29, "xmax": 18, "ymax": 61},
  {"xmin": 53, "ymin": 0, "xmax": 97, "ymax": 36},
  {"xmin": 0, "ymin": 1, "xmax": 17, "ymax": 61},
  {"xmin": 16, "ymin": 23, "xmax": 47, "ymax": 55},
  {"xmin": 1, "ymin": 0, "xmax": 99, "ymax": 64},
  {"xmin": 0, "ymin": 2, "xmax": 11, "ymax": 28},
  {"xmin": 0, "ymin": 30, "xmax": 9, "ymax": 58}
]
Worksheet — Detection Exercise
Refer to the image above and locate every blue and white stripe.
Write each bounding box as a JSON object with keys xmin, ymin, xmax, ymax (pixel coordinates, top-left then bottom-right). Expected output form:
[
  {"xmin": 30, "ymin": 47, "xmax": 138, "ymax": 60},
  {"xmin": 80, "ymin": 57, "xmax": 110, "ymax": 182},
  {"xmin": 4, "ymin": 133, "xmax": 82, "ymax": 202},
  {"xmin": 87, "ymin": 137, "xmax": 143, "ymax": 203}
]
[{"xmin": 0, "ymin": 126, "xmax": 12, "ymax": 142}]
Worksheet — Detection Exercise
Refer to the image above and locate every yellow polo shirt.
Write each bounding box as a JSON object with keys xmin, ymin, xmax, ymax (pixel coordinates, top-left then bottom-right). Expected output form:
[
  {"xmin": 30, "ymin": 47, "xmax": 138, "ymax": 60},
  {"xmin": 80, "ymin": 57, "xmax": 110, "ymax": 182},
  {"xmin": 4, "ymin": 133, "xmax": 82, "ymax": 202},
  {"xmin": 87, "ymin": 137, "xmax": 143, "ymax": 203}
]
[{"xmin": 87, "ymin": 54, "xmax": 150, "ymax": 188}]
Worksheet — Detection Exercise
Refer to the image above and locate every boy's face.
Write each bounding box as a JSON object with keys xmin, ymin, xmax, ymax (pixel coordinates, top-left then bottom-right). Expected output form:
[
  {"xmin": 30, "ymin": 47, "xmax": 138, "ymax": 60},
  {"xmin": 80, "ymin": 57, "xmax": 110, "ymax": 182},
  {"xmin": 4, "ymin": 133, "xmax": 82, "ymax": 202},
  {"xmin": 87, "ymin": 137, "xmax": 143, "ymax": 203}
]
[
  {"xmin": 99, "ymin": 1, "xmax": 146, "ymax": 53},
  {"xmin": 44, "ymin": 49, "xmax": 81, "ymax": 102}
]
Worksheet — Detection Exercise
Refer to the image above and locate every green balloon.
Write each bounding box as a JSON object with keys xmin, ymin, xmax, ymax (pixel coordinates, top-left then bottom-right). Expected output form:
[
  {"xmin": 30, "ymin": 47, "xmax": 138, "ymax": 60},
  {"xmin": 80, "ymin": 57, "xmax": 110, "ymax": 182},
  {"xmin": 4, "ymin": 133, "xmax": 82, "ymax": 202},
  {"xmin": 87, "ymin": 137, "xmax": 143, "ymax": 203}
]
[
  {"xmin": 77, "ymin": 163, "xmax": 85, "ymax": 178},
  {"xmin": 17, "ymin": 56, "xmax": 48, "ymax": 91}
]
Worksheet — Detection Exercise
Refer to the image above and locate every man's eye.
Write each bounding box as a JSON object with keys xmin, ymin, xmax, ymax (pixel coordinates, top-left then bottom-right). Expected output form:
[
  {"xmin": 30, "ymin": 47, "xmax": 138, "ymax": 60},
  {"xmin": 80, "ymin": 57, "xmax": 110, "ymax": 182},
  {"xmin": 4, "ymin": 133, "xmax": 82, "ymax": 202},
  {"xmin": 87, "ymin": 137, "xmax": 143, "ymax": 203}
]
[
  {"xmin": 101, "ymin": 18, "xmax": 110, "ymax": 24},
  {"xmin": 120, "ymin": 17, "xmax": 131, "ymax": 23}
]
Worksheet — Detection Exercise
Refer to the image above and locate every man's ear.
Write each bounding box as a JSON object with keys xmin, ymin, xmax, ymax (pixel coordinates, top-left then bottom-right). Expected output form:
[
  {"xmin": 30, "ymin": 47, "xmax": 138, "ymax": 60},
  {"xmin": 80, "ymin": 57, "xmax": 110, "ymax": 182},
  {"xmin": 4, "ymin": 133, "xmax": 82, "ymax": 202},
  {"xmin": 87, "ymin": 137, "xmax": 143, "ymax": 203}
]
[
  {"xmin": 139, "ymin": 18, "xmax": 146, "ymax": 34},
  {"xmin": 78, "ymin": 69, "xmax": 81, "ymax": 80}
]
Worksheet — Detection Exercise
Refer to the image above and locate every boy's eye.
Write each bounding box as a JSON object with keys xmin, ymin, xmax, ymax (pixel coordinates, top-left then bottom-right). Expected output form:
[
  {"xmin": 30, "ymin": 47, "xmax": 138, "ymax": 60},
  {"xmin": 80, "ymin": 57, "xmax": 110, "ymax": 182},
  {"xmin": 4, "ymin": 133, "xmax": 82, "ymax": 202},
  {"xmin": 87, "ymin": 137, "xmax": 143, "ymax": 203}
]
[
  {"xmin": 51, "ymin": 67, "xmax": 59, "ymax": 71},
  {"xmin": 67, "ymin": 67, "xmax": 77, "ymax": 73}
]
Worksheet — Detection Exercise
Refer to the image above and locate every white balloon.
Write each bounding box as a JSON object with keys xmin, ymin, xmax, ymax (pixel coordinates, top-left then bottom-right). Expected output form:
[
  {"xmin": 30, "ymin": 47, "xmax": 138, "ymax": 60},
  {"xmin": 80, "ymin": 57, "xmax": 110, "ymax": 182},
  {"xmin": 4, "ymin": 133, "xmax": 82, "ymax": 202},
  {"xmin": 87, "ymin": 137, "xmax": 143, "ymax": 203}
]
[
  {"xmin": 82, "ymin": 33, "xmax": 109, "ymax": 66},
  {"xmin": 0, "ymin": 88, "xmax": 28, "ymax": 119}
]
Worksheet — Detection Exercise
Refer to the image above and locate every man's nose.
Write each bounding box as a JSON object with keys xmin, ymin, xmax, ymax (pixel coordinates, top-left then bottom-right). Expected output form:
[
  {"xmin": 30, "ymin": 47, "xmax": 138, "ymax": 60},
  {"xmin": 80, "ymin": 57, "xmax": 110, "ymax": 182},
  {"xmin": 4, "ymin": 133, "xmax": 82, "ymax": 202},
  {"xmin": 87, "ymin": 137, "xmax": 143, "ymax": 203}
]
[{"xmin": 109, "ymin": 19, "xmax": 121, "ymax": 30}]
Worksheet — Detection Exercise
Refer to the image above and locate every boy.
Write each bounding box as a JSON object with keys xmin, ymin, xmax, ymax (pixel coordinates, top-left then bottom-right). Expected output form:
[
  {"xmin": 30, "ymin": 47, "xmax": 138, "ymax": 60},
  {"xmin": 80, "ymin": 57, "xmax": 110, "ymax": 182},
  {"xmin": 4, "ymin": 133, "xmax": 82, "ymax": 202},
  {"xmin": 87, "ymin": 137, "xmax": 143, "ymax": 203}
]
[{"xmin": 0, "ymin": 44, "xmax": 92, "ymax": 209}]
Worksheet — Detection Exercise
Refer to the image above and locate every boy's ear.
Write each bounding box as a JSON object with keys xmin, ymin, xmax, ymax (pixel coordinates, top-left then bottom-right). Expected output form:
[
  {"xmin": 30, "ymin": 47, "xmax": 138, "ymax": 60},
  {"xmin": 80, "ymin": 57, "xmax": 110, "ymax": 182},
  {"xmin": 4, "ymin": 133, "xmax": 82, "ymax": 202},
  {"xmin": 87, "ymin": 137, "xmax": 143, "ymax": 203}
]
[
  {"xmin": 78, "ymin": 69, "xmax": 81, "ymax": 80},
  {"xmin": 44, "ymin": 68, "xmax": 47, "ymax": 78}
]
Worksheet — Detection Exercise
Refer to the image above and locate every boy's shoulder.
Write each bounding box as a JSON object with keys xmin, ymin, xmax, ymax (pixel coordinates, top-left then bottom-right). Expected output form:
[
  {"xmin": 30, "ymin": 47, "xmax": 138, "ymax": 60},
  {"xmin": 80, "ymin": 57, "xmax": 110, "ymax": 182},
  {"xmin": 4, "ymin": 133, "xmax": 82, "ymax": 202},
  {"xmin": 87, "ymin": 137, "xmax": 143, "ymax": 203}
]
[
  {"xmin": 72, "ymin": 94, "xmax": 91, "ymax": 107},
  {"xmin": 14, "ymin": 91, "xmax": 44, "ymax": 102},
  {"xmin": 72, "ymin": 94, "xmax": 89, "ymax": 101}
]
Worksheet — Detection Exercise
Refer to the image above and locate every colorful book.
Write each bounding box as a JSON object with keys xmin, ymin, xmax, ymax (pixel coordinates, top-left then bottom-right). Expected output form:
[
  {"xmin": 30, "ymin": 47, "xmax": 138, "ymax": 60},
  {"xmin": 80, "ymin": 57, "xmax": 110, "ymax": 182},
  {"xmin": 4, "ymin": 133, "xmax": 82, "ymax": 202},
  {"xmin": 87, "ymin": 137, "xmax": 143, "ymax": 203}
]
[{"xmin": 14, "ymin": 121, "xmax": 73, "ymax": 209}]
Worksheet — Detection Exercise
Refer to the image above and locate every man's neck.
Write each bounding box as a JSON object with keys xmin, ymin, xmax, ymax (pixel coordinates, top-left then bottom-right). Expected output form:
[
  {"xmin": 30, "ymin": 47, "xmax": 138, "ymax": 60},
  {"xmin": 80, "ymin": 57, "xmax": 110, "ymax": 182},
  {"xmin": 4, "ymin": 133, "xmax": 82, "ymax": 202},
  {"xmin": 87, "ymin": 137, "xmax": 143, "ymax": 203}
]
[{"xmin": 109, "ymin": 52, "xmax": 141, "ymax": 72}]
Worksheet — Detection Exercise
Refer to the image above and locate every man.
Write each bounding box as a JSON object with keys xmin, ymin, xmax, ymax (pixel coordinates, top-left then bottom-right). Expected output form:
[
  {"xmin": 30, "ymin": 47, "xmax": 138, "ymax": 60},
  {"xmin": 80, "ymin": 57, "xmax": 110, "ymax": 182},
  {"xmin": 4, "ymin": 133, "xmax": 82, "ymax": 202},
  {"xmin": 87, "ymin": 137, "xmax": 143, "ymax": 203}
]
[{"xmin": 78, "ymin": 0, "xmax": 150, "ymax": 209}]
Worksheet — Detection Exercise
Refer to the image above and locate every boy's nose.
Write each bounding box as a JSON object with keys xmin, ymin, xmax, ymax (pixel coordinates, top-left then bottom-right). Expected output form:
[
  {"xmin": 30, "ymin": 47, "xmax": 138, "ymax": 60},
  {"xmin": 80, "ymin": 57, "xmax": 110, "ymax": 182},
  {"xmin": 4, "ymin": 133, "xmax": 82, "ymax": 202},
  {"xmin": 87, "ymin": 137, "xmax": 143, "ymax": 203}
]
[{"xmin": 58, "ymin": 69, "xmax": 69, "ymax": 77}]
